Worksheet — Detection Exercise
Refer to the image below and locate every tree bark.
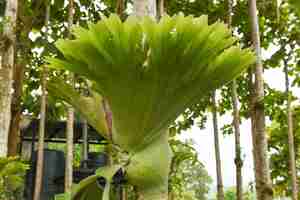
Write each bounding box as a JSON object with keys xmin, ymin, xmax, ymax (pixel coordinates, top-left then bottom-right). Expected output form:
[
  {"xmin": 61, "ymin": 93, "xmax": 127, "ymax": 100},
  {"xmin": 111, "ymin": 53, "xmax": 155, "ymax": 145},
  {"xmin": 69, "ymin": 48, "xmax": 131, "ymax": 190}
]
[
  {"xmin": 8, "ymin": 0, "xmax": 46, "ymax": 156},
  {"xmin": 0, "ymin": 0, "xmax": 18, "ymax": 157},
  {"xmin": 158, "ymin": 0, "xmax": 164, "ymax": 18},
  {"xmin": 65, "ymin": 0, "xmax": 75, "ymax": 193},
  {"xmin": 81, "ymin": 118, "xmax": 88, "ymax": 168},
  {"xmin": 227, "ymin": 0, "xmax": 243, "ymax": 199},
  {"xmin": 33, "ymin": 4, "xmax": 50, "ymax": 200},
  {"xmin": 248, "ymin": 0, "xmax": 273, "ymax": 199},
  {"xmin": 231, "ymin": 80, "xmax": 243, "ymax": 200},
  {"xmin": 8, "ymin": 0, "xmax": 31, "ymax": 156},
  {"xmin": 133, "ymin": 0, "xmax": 157, "ymax": 19},
  {"xmin": 7, "ymin": 62, "xmax": 24, "ymax": 156},
  {"xmin": 284, "ymin": 58, "xmax": 298, "ymax": 200},
  {"xmin": 116, "ymin": 0, "xmax": 124, "ymax": 18},
  {"xmin": 248, "ymin": 68, "xmax": 261, "ymax": 200},
  {"xmin": 212, "ymin": 91, "xmax": 225, "ymax": 200}
]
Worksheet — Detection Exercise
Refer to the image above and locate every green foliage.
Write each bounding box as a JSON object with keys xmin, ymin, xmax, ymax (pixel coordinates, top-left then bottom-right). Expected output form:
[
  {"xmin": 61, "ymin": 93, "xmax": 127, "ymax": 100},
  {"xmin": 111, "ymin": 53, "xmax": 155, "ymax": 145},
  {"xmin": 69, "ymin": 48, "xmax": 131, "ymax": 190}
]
[
  {"xmin": 47, "ymin": 78, "xmax": 109, "ymax": 137},
  {"xmin": 290, "ymin": 0, "xmax": 300, "ymax": 16},
  {"xmin": 169, "ymin": 139, "xmax": 212, "ymax": 199},
  {"xmin": 223, "ymin": 187, "xmax": 255, "ymax": 200},
  {"xmin": 167, "ymin": 0, "xmax": 226, "ymax": 23},
  {"xmin": 0, "ymin": 0, "xmax": 5, "ymax": 17},
  {"xmin": 47, "ymin": 14, "xmax": 254, "ymax": 199},
  {"xmin": 0, "ymin": 157, "xmax": 29, "ymax": 200},
  {"xmin": 267, "ymin": 106, "xmax": 300, "ymax": 197},
  {"xmin": 48, "ymin": 14, "xmax": 255, "ymax": 149},
  {"xmin": 171, "ymin": 97, "xmax": 209, "ymax": 133}
]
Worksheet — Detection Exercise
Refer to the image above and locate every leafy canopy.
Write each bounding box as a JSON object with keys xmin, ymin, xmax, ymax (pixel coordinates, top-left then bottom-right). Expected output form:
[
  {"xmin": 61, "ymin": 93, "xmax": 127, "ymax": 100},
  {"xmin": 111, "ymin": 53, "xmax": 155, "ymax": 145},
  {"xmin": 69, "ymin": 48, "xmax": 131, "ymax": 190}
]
[{"xmin": 48, "ymin": 14, "xmax": 255, "ymax": 152}]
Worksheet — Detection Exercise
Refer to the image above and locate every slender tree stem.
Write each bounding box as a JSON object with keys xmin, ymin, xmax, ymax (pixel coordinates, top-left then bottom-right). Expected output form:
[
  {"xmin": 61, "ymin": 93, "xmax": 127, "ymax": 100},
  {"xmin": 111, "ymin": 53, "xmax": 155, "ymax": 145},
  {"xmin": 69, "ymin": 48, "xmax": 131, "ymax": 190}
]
[
  {"xmin": 284, "ymin": 58, "xmax": 299, "ymax": 200},
  {"xmin": 33, "ymin": 4, "xmax": 50, "ymax": 200},
  {"xmin": 212, "ymin": 91, "xmax": 225, "ymax": 200},
  {"xmin": 248, "ymin": 0, "xmax": 273, "ymax": 199},
  {"xmin": 82, "ymin": 118, "xmax": 88, "ymax": 168},
  {"xmin": 226, "ymin": 0, "xmax": 243, "ymax": 199},
  {"xmin": 133, "ymin": 0, "xmax": 157, "ymax": 19},
  {"xmin": 158, "ymin": 0, "xmax": 165, "ymax": 19},
  {"xmin": 65, "ymin": 0, "xmax": 75, "ymax": 193},
  {"xmin": 231, "ymin": 80, "xmax": 243, "ymax": 200},
  {"xmin": 116, "ymin": 0, "xmax": 124, "ymax": 18}
]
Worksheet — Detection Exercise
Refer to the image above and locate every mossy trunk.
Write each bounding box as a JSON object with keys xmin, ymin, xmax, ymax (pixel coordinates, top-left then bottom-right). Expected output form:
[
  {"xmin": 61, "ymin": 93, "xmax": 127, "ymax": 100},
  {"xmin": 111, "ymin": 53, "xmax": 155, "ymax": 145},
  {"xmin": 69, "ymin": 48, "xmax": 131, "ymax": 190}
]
[{"xmin": 126, "ymin": 131, "xmax": 172, "ymax": 200}]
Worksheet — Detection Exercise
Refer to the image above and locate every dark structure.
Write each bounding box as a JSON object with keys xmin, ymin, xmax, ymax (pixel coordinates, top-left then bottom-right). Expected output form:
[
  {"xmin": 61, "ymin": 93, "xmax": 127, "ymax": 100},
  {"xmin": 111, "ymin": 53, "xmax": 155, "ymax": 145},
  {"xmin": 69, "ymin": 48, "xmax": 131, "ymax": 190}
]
[
  {"xmin": 21, "ymin": 120, "xmax": 108, "ymax": 200},
  {"xmin": 24, "ymin": 149, "xmax": 65, "ymax": 200},
  {"xmin": 20, "ymin": 120, "xmax": 106, "ymax": 146}
]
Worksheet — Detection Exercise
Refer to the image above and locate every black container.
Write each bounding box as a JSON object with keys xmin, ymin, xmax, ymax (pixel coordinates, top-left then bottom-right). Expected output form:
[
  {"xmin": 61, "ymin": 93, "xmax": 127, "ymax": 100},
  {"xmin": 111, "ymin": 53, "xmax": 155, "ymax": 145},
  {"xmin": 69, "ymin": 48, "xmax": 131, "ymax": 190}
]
[{"xmin": 25, "ymin": 149, "xmax": 65, "ymax": 200}]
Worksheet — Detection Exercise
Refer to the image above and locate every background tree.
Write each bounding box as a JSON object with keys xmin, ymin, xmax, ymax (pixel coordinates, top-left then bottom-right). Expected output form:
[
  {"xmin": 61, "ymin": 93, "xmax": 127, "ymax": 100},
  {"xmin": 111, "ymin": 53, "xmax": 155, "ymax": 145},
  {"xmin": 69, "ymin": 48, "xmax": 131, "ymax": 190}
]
[
  {"xmin": 169, "ymin": 139, "xmax": 212, "ymax": 200},
  {"xmin": 33, "ymin": 3, "xmax": 50, "ymax": 200},
  {"xmin": 268, "ymin": 106, "xmax": 300, "ymax": 197},
  {"xmin": 226, "ymin": 0, "xmax": 243, "ymax": 199},
  {"xmin": 223, "ymin": 187, "xmax": 256, "ymax": 200},
  {"xmin": 248, "ymin": 0, "xmax": 273, "ymax": 199},
  {"xmin": 65, "ymin": 0, "xmax": 75, "ymax": 194},
  {"xmin": 8, "ymin": 0, "xmax": 47, "ymax": 156},
  {"xmin": 283, "ymin": 51, "xmax": 298, "ymax": 200},
  {"xmin": 0, "ymin": 0, "xmax": 18, "ymax": 156},
  {"xmin": 212, "ymin": 92, "xmax": 225, "ymax": 200}
]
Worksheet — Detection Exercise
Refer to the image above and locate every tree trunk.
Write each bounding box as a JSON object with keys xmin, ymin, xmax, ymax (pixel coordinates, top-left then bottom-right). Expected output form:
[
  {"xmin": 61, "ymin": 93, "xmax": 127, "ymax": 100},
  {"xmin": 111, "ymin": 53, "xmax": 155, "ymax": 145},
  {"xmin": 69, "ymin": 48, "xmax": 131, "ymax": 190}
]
[
  {"xmin": 133, "ymin": 0, "xmax": 157, "ymax": 19},
  {"xmin": 284, "ymin": 58, "xmax": 298, "ymax": 200},
  {"xmin": 232, "ymin": 80, "xmax": 243, "ymax": 200},
  {"xmin": 8, "ymin": 0, "xmax": 45, "ymax": 156},
  {"xmin": 116, "ymin": 0, "xmax": 124, "ymax": 18},
  {"xmin": 65, "ymin": 0, "xmax": 75, "ymax": 193},
  {"xmin": 33, "ymin": 4, "xmax": 50, "ymax": 200},
  {"xmin": 227, "ymin": 0, "xmax": 243, "ymax": 199},
  {"xmin": 248, "ymin": 0, "xmax": 273, "ymax": 199},
  {"xmin": 8, "ymin": 62, "xmax": 24, "ymax": 156},
  {"xmin": 158, "ymin": 0, "xmax": 164, "ymax": 18},
  {"xmin": 248, "ymin": 68, "xmax": 261, "ymax": 199},
  {"xmin": 81, "ymin": 118, "xmax": 88, "ymax": 168},
  {"xmin": 0, "ymin": 0, "xmax": 17, "ymax": 157},
  {"xmin": 65, "ymin": 105, "xmax": 74, "ymax": 192},
  {"xmin": 212, "ymin": 91, "xmax": 225, "ymax": 200}
]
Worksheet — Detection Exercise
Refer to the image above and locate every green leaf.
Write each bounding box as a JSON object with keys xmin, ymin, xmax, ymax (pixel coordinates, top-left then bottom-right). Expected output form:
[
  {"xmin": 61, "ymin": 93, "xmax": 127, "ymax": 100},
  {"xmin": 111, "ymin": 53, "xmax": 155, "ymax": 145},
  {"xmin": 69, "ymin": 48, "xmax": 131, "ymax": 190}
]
[
  {"xmin": 47, "ymin": 14, "xmax": 255, "ymax": 151},
  {"xmin": 47, "ymin": 78, "xmax": 109, "ymax": 138},
  {"xmin": 96, "ymin": 165, "xmax": 121, "ymax": 200},
  {"xmin": 47, "ymin": 14, "xmax": 255, "ymax": 199},
  {"xmin": 71, "ymin": 165, "xmax": 121, "ymax": 200},
  {"xmin": 55, "ymin": 192, "xmax": 71, "ymax": 200}
]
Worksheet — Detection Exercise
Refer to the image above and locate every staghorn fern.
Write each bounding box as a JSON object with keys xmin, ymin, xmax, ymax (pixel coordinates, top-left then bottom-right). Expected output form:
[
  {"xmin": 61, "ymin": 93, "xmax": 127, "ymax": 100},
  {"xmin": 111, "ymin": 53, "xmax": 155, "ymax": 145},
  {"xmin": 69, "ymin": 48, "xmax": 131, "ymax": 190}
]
[
  {"xmin": 48, "ymin": 14, "xmax": 255, "ymax": 200},
  {"xmin": 290, "ymin": 0, "xmax": 300, "ymax": 15}
]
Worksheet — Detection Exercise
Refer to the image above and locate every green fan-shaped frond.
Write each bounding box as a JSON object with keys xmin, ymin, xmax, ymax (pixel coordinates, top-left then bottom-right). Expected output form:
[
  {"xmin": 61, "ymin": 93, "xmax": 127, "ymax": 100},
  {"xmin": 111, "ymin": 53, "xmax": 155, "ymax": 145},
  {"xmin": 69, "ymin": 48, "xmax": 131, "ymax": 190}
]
[
  {"xmin": 48, "ymin": 14, "xmax": 255, "ymax": 151},
  {"xmin": 290, "ymin": 0, "xmax": 300, "ymax": 15},
  {"xmin": 47, "ymin": 79, "xmax": 109, "ymax": 138}
]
